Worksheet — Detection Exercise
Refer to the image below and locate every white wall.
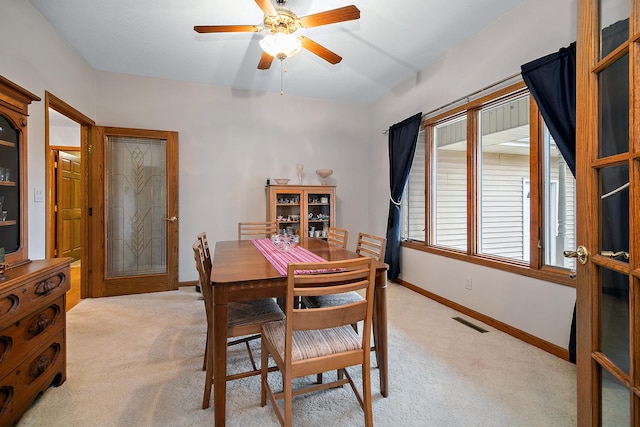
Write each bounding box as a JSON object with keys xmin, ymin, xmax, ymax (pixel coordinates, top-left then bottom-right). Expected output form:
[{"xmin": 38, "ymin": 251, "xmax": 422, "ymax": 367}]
[
  {"xmin": 368, "ymin": 0, "xmax": 578, "ymax": 348},
  {"xmin": 94, "ymin": 72, "xmax": 370, "ymax": 281},
  {"xmin": 1, "ymin": 0, "xmax": 96, "ymax": 260}
]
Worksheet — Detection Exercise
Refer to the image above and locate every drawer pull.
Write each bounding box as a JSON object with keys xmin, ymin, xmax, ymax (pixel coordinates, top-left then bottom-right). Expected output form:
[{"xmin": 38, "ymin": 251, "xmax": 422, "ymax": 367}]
[
  {"xmin": 0, "ymin": 336, "xmax": 11, "ymax": 363},
  {"xmin": 28, "ymin": 314, "xmax": 52, "ymax": 336},
  {"xmin": 0, "ymin": 386, "xmax": 13, "ymax": 413},
  {"xmin": 34, "ymin": 275, "xmax": 63, "ymax": 296},
  {"xmin": 28, "ymin": 354, "xmax": 52, "ymax": 379}
]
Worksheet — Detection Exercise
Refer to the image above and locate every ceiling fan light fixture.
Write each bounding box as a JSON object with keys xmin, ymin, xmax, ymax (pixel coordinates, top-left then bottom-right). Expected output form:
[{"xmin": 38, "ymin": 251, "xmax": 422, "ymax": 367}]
[{"xmin": 259, "ymin": 32, "xmax": 302, "ymax": 60}]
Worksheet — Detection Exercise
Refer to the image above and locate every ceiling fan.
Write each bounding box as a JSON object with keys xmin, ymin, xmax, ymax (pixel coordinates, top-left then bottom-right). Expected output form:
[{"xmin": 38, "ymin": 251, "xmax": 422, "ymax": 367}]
[{"xmin": 194, "ymin": 0, "xmax": 360, "ymax": 70}]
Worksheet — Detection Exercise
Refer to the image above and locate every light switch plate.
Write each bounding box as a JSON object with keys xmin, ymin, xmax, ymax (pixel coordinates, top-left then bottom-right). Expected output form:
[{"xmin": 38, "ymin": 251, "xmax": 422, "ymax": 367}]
[{"xmin": 34, "ymin": 188, "xmax": 44, "ymax": 203}]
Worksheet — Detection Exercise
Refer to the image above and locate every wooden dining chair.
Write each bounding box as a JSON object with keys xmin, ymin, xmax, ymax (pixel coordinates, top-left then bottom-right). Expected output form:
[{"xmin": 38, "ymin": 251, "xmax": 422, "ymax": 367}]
[
  {"xmin": 326, "ymin": 226, "xmax": 348, "ymax": 248},
  {"xmin": 303, "ymin": 232, "xmax": 386, "ymax": 311},
  {"xmin": 192, "ymin": 237, "xmax": 284, "ymax": 410},
  {"xmin": 301, "ymin": 232, "xmax": 386, "ymax": 382},
  {"xmin": 238, "ymin": 221, "xmax": 278, "ymax": 240},
  {"xmin": 260, "ymin": 257, "xmax": 376, "ymax": 427}
]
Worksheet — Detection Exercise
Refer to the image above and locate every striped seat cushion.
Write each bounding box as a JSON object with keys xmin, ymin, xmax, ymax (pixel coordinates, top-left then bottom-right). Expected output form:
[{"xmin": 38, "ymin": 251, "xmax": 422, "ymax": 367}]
[
  {"xmin": 228, "ymin": 298, "xmax": 284, "ymax": 329},
  {"xmin": 262, "ymin": 321, "xmax": 361, "ymax": 362},
  {"xmin": 305, "ymin": 291, "xmax": 363, "ymax": 308}
]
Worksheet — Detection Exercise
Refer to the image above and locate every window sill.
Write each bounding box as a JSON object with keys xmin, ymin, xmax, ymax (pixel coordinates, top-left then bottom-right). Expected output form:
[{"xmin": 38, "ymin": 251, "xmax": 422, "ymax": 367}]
[{"xmin": 401, "ymin": 240, "xmax": 576, "ymax": 288}]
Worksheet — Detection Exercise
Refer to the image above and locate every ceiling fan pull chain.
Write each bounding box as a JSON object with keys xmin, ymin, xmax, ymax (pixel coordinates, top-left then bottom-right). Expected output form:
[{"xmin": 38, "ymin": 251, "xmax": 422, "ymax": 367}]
[{"xmin": 280, "ymin": 58, "xmax": 285, "ymax": 95}]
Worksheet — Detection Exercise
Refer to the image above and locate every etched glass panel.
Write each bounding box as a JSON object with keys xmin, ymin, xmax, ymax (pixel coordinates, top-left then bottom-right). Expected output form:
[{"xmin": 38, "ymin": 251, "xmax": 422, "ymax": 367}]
[{"xmin": 106, "ymin": 136, "xmax": 167, "ymax": 278}]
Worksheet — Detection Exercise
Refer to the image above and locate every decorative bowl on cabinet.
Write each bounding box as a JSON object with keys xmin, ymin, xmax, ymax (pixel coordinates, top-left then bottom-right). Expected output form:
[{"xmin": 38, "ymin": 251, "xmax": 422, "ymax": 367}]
[{"xmin": 315, "ymin": 169, "xmax": 333, "ymax": 185}]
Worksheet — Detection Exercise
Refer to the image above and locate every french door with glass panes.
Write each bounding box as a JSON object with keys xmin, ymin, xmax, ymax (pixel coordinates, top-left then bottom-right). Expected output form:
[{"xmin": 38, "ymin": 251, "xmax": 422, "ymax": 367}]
[{"xmin": 575, "ymin": 0, "xmax": 640, "ymax": 424}]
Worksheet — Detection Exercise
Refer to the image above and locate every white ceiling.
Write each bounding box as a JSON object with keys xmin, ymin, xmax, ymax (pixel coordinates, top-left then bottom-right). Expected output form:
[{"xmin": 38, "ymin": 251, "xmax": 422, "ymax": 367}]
[{"xmin": 29, "ymin": 0, "xmax": 525, "ymax": 105}]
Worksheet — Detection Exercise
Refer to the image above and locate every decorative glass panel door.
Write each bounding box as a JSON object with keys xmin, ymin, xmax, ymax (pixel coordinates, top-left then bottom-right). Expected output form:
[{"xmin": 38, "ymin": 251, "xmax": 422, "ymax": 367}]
[
  {"xmin": 575, "ymin": 0, "xmax": 638, "ymax": 424},
  {"xmin": 90, "ymin": 127, "xmax": 178, "ymax": 297}
]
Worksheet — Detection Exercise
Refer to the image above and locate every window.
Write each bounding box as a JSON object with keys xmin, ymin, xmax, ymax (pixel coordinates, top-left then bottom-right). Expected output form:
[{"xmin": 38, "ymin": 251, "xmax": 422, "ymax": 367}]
[
  {"xmin": 478, "ymin": 94, "xmax": 530, "ymax": 261},
  {"xmin": 542, "ymin": 125, "xmax": 576, "ymax": 270},
  {"xmin": 401, "ymin": 128, "xmax": 425, "ymax": 241},
  {"xmin": 402, "ymin": 82, "xmax": 575, "ymax": 285},
  {"xmin": 432, "ymin": 115, "xmax": 467, "ymax": 251}
]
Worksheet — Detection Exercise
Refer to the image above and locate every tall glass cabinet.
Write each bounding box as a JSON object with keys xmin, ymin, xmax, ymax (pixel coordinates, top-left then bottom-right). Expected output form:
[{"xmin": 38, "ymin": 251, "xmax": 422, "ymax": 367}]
[{"xmin": 0, "ymin": 76, "xmax": 40, "ymax": 266}]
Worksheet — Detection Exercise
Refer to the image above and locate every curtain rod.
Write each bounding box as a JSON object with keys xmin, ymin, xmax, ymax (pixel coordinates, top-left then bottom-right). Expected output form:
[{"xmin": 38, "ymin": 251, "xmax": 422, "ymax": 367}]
[{"xmin": 383, "ymin": 71, "xmax": 522, "ymax": 134}]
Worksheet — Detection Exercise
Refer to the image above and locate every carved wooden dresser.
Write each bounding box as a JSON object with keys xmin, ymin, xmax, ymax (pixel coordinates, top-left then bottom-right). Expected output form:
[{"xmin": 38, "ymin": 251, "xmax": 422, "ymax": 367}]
[{"xmin": 0, "ymin": 258, "xmax": 71, "ymax": 425}]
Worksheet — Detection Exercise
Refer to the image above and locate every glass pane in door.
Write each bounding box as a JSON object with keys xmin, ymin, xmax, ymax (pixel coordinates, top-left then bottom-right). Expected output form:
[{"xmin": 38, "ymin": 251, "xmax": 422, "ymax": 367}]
[
  {"xmin": 600, "ymin": 0, "xmax": 628, "ymax": 58},
  {"xmin": 600, "ymin": 268, "xmax": 630, "ymax": 373},
  {"xmin": 599, "ymin": 53, "xmax": 629, "ymax": 158},
  {"xmin": 600, "ymin": 368, "xmax": 630, "ymax": 425},
  {"xmin": 600, "ymin": 164, "xmax": 629, "ymax": 262},
  {"xmin": 106, "ymin": 136, "xmax": 167, "ymax": 278}
]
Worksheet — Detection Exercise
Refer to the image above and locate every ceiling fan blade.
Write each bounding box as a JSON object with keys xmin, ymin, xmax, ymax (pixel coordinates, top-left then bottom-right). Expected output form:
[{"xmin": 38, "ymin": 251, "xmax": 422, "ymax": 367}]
[
  {"xmin": 257, "ymin": 51, "xmax": 275, "ymax": 70},
  {"xmin": 254, "ymin": 0, "xmax": 277, "ymax": 16},
  {"xmin": 299, "ymin": 36, "xmax": 342, "ymax": 64},
  {"xmin": 298, "ymin": 5, "xmax": 360, "ymax": 28},
  {"xmin": 194, "ymin": 25, "xmax": 261, "ymax": 33}
]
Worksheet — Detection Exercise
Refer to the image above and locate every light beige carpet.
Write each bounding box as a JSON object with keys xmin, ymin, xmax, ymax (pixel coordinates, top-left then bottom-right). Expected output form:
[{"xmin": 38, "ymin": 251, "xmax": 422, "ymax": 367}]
[{"xmin": 18, "ymin": 283, "xmax": 576, "ymax": 426}]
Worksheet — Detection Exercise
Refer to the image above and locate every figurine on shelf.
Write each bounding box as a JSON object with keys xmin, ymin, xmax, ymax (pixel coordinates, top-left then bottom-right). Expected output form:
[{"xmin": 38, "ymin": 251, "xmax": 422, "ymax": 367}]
[{"xmin": 296, "ymin": 163, "xmax": 303, "ymax": 184}]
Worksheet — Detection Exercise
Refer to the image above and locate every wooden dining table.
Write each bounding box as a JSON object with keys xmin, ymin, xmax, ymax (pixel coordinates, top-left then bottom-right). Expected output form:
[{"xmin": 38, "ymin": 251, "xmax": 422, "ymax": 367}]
[{"xmin": 209, "ymin": 237, "xmax": 389, "ymax": 426}]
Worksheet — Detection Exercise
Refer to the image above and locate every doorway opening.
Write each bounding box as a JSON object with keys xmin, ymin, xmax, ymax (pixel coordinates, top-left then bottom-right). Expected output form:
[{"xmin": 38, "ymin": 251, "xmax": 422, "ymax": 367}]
[{"xmin": 45, "ymin": 92, "xmax": 95, "ymax": 309}]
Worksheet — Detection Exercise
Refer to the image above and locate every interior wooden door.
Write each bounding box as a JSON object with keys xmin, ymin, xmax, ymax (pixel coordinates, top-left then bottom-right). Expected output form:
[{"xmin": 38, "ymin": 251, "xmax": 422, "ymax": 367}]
[
  {"xmin": 89, "ymin": 127, "xmax": 179, "ymax": 297},
  {"xmin": 575, "ymin": 0, "xmax": 639, "ymax": 424},
  {"xmin": 55, "ymin": 150, "xmax": 82, "ymax": 260}
]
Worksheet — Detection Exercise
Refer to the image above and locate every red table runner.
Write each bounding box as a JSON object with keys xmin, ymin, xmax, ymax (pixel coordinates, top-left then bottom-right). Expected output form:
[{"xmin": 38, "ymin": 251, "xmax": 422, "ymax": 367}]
[{"xmin": 252, "ymin": 238, "xmax": 329, "ymax": 275}]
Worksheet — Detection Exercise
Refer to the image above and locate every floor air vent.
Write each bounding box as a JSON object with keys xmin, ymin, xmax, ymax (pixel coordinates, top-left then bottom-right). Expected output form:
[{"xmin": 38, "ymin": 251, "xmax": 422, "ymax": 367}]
[{"xmin": 453, "ymin": 317, "xmax": 488, "ymax": 333}]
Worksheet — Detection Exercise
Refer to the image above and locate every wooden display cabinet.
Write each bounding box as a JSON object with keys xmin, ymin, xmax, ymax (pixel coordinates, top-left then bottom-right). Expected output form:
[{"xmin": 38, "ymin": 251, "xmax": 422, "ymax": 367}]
[
  {"xmin": 266, "ymin": 185, "xmax": 336, "ymax": 238},
  {"xmin": 0, "ymin": 76, "xmax": 40, "ymax": 267}
]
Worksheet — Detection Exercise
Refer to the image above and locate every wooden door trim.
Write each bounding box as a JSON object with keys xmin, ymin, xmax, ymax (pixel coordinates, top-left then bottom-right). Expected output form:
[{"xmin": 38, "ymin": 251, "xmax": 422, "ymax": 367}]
[{"xmin": 44, "ymin": 92, "xmax": 95, "ymax": 301}]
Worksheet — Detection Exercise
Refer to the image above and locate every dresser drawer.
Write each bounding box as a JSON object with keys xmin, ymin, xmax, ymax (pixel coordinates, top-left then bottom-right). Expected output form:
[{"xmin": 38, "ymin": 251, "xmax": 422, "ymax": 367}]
[
  {"xmin": 0, "ymin": 266, "xmax": 69, "ymax": 330},
  {"xmin": 0, "ymin": 330, "xmax": 66, "ymax": 426},
  {"xmin": 0, "ymin": 297, "xmax": 65, "ymax": 380}
]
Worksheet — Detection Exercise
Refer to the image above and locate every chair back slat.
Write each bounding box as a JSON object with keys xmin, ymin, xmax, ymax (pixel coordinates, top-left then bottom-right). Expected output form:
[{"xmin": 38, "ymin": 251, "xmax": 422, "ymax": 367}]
[
  {"xmin": 327, "ymin": 226, "xmax": 348, "ymax": 248},
  {"xmin": 356, "ymin": 232, "xmax": 386, "ymax": 262},
  {"xmin": 293, "ymin": 301, "xmax": 367, "ymax": 331},
  {"xmin": 238, "ymin": 221, "xmax": 278, "ymax": 240},
  {"xmin": 294, "ymin": 279, "xmax": 369, "ymax": 298}
]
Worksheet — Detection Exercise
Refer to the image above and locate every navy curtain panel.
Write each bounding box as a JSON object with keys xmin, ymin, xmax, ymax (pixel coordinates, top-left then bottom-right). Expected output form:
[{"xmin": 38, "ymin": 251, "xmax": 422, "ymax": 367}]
[
  {"xmin": 521, "ymin": 42, "xmax": 576, "ymax": 176},
  {"xmin": 521, "ymin": 43, "xmax": 577, "ymax": 363},
  {"xmin": 383, "ymin": 112, "xmax": 422, "ymax": 280}
]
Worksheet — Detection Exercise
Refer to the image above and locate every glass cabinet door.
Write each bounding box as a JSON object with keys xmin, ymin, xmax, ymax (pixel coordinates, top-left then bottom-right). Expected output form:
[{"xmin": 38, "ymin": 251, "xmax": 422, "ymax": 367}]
[
  {"xmin": 306, "ymin": 191, "xmax": 332, "ymax": 238},
  {"xmin": 0, "ymin": 114, "xmax": 20, "ymax": 257},
  {"xmin": 0, "ymin": 76, "xmax": 39, "ymax": 266},
  {"xmin": 273, "ymin": 190, "xmax": 302, "ymax": 236}
]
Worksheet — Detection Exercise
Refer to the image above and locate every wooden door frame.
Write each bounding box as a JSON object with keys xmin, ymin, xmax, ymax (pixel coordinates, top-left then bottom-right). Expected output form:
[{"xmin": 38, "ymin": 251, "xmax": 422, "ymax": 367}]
[
  {"xmin": 89, "ymin": 126, "xmax": 179, "ymax": 297},
  {"xmin": 44, "ymin": 92, "xmax": 95, "ymax": 300}
]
